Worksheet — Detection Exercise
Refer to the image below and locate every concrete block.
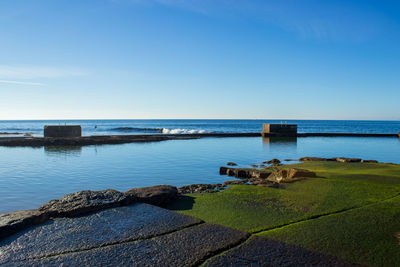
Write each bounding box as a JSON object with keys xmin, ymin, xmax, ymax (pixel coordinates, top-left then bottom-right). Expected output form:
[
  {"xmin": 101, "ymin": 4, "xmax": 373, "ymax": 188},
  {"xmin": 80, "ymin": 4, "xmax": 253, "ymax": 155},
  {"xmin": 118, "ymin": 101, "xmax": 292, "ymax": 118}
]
[
  {"xmin": 262, "ymin": 124, "xmax": 297, "ymax": 137},
  {"xmin": 44, "ymin": 125, "xmax": 82, "ymax": 138}
]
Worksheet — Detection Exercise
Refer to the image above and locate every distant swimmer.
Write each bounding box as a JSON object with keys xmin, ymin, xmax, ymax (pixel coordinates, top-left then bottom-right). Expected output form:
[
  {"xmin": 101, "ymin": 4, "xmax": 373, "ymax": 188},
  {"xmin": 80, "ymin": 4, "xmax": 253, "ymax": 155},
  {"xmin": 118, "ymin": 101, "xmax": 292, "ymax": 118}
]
[{"xmin": 95, "ymin": 125, "xmax": 97, "ymax": 129}]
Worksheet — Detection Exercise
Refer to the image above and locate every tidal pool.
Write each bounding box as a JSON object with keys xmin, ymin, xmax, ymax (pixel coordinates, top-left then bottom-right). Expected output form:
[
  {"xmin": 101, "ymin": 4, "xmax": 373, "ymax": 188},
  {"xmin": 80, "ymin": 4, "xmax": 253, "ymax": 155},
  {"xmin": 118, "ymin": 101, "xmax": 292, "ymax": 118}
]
[{"xmin": 0, "ymin": 136, "xmax": 399, "ymax": 213}]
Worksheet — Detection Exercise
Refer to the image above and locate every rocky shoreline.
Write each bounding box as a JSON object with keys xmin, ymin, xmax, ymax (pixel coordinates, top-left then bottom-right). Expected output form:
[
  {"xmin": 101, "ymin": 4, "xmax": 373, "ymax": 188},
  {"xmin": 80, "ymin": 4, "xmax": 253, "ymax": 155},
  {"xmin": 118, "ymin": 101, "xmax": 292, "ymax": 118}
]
[
  {"xmin": 0, "ymin": 185, "xmax": 179, "ymax": 239},
  {"xmin": 0, "ymin": 156, "xmax": 384, "ymax": 241}
]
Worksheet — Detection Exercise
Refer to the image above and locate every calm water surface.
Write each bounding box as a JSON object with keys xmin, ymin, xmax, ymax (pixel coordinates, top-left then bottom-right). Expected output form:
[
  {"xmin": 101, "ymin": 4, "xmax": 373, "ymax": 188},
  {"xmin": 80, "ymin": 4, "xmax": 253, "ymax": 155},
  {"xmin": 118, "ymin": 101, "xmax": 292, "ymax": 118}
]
[{"xmin": 1, "ymin": 136, "xmax": 399, "ymax": 213}]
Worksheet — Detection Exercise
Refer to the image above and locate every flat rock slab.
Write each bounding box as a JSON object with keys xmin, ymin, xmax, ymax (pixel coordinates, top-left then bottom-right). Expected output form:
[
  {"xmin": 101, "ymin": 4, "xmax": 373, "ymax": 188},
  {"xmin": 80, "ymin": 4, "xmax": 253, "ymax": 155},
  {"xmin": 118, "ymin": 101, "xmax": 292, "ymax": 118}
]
[
  {"xmin": 0, "ymin": 203, "xmax": 203, "ymax": 265},
  {"xmin": 204, "ymin": 236, "xmax": 360, "ymax": 267},
  {"xmin": 5, "ymin": 223, "xmax": 248, "ymax": 267}
]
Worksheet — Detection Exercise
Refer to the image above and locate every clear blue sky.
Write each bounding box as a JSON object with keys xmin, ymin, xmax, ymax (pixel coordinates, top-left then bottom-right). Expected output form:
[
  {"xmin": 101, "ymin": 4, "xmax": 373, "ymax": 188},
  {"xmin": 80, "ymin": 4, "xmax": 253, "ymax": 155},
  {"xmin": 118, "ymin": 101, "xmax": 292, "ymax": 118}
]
[{"xmin": 0, "ymin": 0, "xmax": 399, "ymax": 120}]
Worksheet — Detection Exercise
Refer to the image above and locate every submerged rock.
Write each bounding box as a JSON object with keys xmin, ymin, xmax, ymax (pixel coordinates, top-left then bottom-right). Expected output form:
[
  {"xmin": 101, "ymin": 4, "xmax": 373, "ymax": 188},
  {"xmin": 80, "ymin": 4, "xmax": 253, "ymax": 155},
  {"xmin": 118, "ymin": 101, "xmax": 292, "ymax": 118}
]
[
  {"xmin": 226, "ymin": 162, "xmax": 237, "ymax": 166},
  {"xmin": 125, "ymin": 185, "xmax": 178, "ymax": 206},
  {"xmin": 39, "ymin": 189, "xmax": 129, "ymax": 217}
]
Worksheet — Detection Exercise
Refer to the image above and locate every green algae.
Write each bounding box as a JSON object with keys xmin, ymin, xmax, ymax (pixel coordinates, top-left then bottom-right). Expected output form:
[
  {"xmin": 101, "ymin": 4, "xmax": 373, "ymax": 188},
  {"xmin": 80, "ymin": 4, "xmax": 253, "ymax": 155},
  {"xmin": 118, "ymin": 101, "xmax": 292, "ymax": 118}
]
[{"xmin": 167, "ymin": 162, "xmax": 400, "ymax": 266}]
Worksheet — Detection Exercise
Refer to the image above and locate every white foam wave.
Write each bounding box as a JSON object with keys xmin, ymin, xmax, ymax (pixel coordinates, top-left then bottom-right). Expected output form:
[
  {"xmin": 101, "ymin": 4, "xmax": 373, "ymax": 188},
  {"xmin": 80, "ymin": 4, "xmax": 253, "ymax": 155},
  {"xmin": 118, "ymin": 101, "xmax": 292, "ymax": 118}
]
[{"xmin": 161, "ymin": 128, "xmax": 208, "ymax": 134}]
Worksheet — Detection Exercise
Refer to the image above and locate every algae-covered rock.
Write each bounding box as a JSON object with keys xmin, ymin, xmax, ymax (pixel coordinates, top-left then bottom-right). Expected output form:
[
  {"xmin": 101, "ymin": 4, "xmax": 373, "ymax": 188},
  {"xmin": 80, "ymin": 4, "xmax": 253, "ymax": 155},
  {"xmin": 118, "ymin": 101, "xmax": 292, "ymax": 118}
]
[
  {"xmin": 361, "ymin": 159, "xmax": 379, "ymax": 163},
  {"xmin": 268, "ymin": 168, "xmax": 316, "ymax": 183},
  {"xmin": 299, "ymin": 157, "xmax": 335, "ymax": 162},
  {"xmin": 178, "ymin": 184, "xmax": 223, "ymax": 194},
  {"xmin": 223, "ymin": 180, "xmax": 248, "ymax": 186},
  {"xmin": 336, "ymin": 157, "xmax": 362, "ymax": 163}
]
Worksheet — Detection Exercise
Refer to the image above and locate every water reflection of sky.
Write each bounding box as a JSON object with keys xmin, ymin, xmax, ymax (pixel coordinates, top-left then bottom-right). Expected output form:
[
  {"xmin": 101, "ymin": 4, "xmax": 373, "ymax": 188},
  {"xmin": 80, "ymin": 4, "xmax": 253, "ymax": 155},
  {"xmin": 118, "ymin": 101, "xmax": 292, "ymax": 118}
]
[{"xmin": 0, "ymin": 136, "xmax": 399, "ymax": 213}]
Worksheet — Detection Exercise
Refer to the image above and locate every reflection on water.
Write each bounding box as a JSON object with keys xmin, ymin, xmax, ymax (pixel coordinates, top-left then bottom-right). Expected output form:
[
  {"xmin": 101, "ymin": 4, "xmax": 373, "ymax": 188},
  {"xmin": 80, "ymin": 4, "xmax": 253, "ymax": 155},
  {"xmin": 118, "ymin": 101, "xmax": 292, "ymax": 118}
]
[
  {"xmin": 44, "ymin": 146, "xmax": 82, "ymax": 157},
  {"xmin": 262, "ymin": 137, "xmax": 297, "ymax": 151}
]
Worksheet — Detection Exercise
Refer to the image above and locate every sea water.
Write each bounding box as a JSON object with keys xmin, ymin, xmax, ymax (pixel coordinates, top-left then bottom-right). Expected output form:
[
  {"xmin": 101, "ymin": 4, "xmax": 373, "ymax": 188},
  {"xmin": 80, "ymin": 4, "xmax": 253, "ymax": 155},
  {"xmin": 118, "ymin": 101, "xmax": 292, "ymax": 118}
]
[
  {"xmin": 0, "ymin": 119, "xmax": 399, "ymax": 136},
  {"xmin": 0, "ymin": 120, "xmax": 400, "ymax": 213}
]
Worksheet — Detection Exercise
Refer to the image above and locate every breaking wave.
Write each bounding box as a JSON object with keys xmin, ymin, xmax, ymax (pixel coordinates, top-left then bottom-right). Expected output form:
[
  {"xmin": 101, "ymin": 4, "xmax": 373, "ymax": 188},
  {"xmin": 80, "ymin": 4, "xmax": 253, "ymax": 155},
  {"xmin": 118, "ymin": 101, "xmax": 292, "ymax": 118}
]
[
  {"xmin": 161, "ymin": 128, "xmax": 208, "ymax": 134},
  {"xmin": 110, "ymin": 127, "xmax": 209, "ymax": 134}
]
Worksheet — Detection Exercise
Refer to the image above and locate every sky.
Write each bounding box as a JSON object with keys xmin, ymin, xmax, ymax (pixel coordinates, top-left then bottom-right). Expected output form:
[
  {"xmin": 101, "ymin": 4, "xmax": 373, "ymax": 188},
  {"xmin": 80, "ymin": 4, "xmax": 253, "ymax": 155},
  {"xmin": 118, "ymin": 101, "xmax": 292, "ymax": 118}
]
[{"xmin": 0, "ymin": 0, "xmax": 399, "ymax": 120}]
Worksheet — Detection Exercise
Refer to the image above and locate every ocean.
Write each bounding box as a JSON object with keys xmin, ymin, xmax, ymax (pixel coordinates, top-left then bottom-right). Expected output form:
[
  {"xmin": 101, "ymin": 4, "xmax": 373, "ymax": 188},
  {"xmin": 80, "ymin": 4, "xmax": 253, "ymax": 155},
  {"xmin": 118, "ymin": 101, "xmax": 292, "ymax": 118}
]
[
  {"xmin": 0, "ymin": 119, "xmax": 399, "ymax": 136},
  {"xmin": 0, "ymin": 119, "xmax": 399, "ymax": 213}
]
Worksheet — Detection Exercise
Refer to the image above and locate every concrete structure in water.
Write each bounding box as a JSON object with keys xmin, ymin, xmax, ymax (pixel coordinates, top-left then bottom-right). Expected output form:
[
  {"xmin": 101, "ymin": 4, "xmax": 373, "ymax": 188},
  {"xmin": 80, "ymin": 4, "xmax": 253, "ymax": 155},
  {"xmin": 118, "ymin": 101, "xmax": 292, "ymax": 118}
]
[
  {"xmin": 44, "ymin": 125, "xmax": 82, "ymax": 138},
  {"xmin": 262, "ymin": 124, "xmax": 297, "ymax": 137}
]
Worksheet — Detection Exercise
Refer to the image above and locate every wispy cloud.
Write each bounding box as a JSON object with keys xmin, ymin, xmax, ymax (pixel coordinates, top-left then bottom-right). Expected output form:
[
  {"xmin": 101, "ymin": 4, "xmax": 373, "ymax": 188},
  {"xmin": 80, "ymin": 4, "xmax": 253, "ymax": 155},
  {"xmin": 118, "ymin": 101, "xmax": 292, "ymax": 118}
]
[
  {"xmin": 120, "ymin": 0, "xmax": 384, "ymax": 42},
  {"xmin": 0, "ymin": 80, "xmax": 45, "ymax": 86},
  {"xmin": 0, "ymin": 65, "xmax": 88, "ymax": 80}
]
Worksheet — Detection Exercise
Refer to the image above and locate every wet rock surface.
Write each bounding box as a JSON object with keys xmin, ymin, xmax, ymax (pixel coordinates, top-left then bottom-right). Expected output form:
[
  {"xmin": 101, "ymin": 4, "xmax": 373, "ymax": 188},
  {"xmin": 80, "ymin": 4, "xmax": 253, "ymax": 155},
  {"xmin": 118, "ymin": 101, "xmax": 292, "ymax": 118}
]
[
  {"xmin": 0, "ymin": 210, "xmax": 48, "ymax": 239},
  {"xmin": 0, "ymin": 203, "xmax": 202, "ymax": 265},
  {"xmin": 226, "ymin": 162, "xmax": 238, "ymax": 166},
  {"xmin": 1, "ymin": 186, "xmax": 180, "ymax": 239},
  {"xmin": 38, "ymin": 189, "xmax": 129, "ymax": 217},
  {"xmin": 2, "ymin": 211, "xmax": 248, "ymax": 267},
  {"xmin": 204, "ymin": 235, "xmax": 361, "ymax": 267},
  {"xmin": 125, "ymin": 185, "xmax": 178, "ymax": 206},
  {"xmin": 178, "ymin": 184, "xmax": 224, "ymax": 194}
]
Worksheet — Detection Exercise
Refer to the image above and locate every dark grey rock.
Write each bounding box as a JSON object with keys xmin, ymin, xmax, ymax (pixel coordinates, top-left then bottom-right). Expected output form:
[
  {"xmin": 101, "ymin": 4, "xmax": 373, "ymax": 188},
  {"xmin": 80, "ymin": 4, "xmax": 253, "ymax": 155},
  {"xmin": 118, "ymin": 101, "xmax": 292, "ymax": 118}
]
[
  {"xmin": 263, "ymin": 158, "xmax": 281, "ymax": 165},
  {"xmin": 0, "ymin": 210, "xmax": 48, "ymax": 239},
  {"xmin": 13, "ymin": 223, "xmax": 248, "ymax": 267},
  {"xmin": 204, "ymin": 235, "xmax": 360, "ymax": 267},
  {"xmin": 38, "ymin": 189, "xmax": 129, "ymax": 217},
  {"xmin": 225, "ymin": 167, "xmax": 272, "ymax": 180},
  {"xmin": 0, "ymin": 203, "xmax": 202, "ymax": 265},
  {"xmin": 219, "ymin": 166, "xmax": 228, "ymax": 175},
  {"xmin": 236, "ymin": 169, "xmax": 251, "ymax": 179},
  {"xmin": 125, "ymin": 185, "xmax": 178, "ymax": 206},
  {"xmin": 227, "ymin": 168, "xmax": 237, "ymax": 176}
]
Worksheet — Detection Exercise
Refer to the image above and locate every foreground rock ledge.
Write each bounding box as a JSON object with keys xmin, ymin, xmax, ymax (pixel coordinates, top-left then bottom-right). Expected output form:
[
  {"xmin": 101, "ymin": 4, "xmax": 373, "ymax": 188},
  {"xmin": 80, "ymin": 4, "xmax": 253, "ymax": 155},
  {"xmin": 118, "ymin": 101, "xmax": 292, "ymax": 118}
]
[{"xmin": 0, "ymin": 185, "xmax": 178, "ymax": 240}]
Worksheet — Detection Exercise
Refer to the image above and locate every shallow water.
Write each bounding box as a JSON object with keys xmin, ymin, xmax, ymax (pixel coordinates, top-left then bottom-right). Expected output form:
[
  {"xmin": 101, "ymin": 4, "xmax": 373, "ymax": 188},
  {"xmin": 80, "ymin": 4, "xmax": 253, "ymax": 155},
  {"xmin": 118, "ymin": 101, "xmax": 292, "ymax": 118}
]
[{"xmin": 0, "ymin": 136, "xmax": 399, "ymax": 213}]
